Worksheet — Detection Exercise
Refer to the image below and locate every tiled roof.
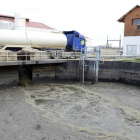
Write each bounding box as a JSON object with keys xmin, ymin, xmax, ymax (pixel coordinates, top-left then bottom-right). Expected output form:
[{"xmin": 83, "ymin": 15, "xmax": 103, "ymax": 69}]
[
  {"xmin": 0, "ymin": 17, "xmax": 14, "ymax": 23},
  {"xmin": 0, "ymin": 16, "xmax": 54, "ymax": 30},
  {"xmin": 26, "ymin": 21, "xmax": 54, "ymax": 30}
]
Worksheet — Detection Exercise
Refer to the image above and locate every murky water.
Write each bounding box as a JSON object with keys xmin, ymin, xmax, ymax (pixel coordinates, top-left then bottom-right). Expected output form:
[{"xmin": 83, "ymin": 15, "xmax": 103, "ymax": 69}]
[{"xmin": 23, "ymin": 83, "xmax": 140, "ymax": 140}]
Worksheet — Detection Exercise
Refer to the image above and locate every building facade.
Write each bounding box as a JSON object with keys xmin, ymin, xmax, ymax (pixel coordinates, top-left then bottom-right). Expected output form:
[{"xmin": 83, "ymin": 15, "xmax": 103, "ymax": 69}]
[{"xmin": 118, "ymin": 5, "xmax": 140, "ymax": 55}]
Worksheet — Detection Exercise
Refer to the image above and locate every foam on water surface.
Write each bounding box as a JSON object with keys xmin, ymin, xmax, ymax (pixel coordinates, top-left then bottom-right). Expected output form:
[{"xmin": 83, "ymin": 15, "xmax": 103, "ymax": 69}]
[{"xmin": 24, "ymin": 83, "xmax": 140, "ymax": 140}]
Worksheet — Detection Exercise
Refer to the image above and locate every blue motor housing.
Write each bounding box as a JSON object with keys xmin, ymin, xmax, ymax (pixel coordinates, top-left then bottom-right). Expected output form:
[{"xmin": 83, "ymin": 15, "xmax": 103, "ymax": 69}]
[{"xmin": 63, "ymin": 30, "xmax": 85, "ymax": 52}]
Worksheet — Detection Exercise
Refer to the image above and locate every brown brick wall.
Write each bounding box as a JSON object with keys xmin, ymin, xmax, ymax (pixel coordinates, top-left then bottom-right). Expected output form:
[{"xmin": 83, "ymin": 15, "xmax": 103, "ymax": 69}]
[{"xmin": 124, "ymin": 7, "xmax": 140, "ymax": 36}]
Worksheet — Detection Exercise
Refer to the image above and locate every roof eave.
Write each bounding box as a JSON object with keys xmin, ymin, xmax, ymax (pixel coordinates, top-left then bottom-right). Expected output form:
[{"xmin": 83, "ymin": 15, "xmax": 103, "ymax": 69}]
[
  {"xmin": 117, "ymin": 5, "xmax": 140, "ymax": 23},
  {"xmin": 0, "ymin": 14, "xmax": 30, "ymax": 21},
  {"xmin": 117, "ymin": 18, "xmax": 125, "ymax": 23}
]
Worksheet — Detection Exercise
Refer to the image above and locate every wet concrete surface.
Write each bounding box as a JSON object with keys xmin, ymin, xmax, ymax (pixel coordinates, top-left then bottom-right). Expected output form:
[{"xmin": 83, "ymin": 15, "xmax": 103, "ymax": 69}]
[{"xmin": 0, "ymin": 82, "xmax": 140, "ymax": 140}]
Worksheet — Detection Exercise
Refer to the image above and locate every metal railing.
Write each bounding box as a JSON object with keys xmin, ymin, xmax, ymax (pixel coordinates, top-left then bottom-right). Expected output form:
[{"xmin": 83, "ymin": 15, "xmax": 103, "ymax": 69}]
[
  {"xmin": 100, "ymin": 53, "xmax": 140, "ymax": 62},
  {"xmin": 0, "ymin": 53, "xmax": 50, "ymax": 62},
  {"xmin": 0, "ymin": 51, "xmax": 81, "ymax": 62},
  {"xmin": 0, "ymin": 50, "xmax": 140, "ymax": 62}
]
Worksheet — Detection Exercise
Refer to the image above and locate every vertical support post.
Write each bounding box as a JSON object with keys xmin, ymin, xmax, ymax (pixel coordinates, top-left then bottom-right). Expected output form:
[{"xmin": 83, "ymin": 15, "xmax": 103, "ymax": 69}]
[
  {"xmin": 119, "ymin": 35, "xmax": 121, "ymax": 58},
  {"xmin": 26, "ymin": 51, "xmax": 27, "ymax": 61},
  {"xmin": 57, "ymin": 51, "xmax": 60, "ymax": 59},
  {"xmin": 107, "ymin": 35, "xmax": 108, "ymax": 53},
  {"xmin": 106, "ymin": 35, "xmax": 108, "ymax": 48},
  {"xmin": 132, "ymin": 54, "xmax": 134, "ymax": 62},
  {"xmin": 95, "ymin": 46, "xmax": 100, "ymax": 83},
  {"xmin": 119, "ymin": 35, "xmax": 121, "ymax": 49},
  {"xmin": 84, "ymin": 46, "xmax": 87, "ymax": 60},
  {"xmin": 93, "ymin": 61, "xmax": 95, "ymax": 82},
  {"xmin": 82, "ymin": 55, "xmax": 84, "ymax": 84},
  {"xmin": 7, "ymin": 52, "xmax": 8, "ymax": 61},
  {"xmin": 95, "ymin": 60, "xmax": 99, "ymax": 83}
]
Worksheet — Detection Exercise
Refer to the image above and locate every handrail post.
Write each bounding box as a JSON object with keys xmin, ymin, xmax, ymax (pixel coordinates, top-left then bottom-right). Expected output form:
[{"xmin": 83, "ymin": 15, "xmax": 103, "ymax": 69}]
[
  {"xmin": 132, "ymin": 54, "xmax": 134, "ymax": 62},
  {"xmin": 7, "ymin": 52, "xmax": 8, "ymax": 61},
  {"xmin": 95, "ymin": 46, "xmax": 100, "ymax": 83},
  {"xmin": 82, "ymin": 55, "xmax": 84, "ymax": 84},
  {"xmin": 119, "ymin": 53, "xmax": 120, "ymax": 61},
  {"xmin": 26, "ymin": 52, "xmax": 27, "ymax": 61}
]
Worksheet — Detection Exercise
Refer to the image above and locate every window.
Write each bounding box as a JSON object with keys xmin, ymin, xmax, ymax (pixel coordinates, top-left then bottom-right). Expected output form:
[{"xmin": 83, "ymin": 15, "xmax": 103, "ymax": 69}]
[
  {"xmin": 137, "ymin": 26, "xmax": 140, "ymax": 29},
  {"xmin": 132, "ymin": 19, "xmax": 140, "ymax": 25},
  {"xmin": 80, "ymin": 39, "xmax": 85, "ymax": 45}
]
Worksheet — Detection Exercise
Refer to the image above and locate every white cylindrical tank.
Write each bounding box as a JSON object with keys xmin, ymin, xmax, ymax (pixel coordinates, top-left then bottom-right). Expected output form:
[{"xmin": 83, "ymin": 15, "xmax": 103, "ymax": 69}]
[
  {"xmin": 0, "ymin": 29, "xmax": 67, "ymax": 49},
  {"xmin": 14, "ymin": 13, "xmax": 26, "ymax": 31}
]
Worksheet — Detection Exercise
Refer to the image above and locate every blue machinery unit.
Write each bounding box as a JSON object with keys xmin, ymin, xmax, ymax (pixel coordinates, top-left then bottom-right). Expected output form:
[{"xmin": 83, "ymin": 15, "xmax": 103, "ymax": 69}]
[{"xmin": 63, "ymin": 30, "xmax": 85, "ymax": 52}]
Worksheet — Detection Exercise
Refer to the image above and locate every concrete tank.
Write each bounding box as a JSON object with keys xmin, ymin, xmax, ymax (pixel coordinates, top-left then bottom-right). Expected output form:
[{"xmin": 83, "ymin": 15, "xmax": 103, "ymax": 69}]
[{"xmin": 0, "ymin": 29, "xmax": 67, "ymax": 49}]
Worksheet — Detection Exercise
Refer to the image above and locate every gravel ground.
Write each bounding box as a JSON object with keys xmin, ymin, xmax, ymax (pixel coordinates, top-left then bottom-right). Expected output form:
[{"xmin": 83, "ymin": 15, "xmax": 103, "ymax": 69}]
[{"xmin": 0, "ymin": 82, "xmax": 140, "ymax": 140}]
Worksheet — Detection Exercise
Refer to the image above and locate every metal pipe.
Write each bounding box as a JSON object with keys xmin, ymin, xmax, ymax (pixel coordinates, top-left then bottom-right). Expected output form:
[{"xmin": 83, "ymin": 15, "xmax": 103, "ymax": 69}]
[
  {"xmin": 95, "ymin": 60, "xmax": 99, "ymax": 83},
  {"xmin": 95, "ymin": 46, "xmax": 100, "ymax": 83},
  {"xmin": 82, "ymin": 55, "xmax": 84, "ymax": 84},
  {"xmin": 84, "ymin": 46, "xmax": 87, "ymax": 60},
  {"xmin": 119, "ymin": 34, "xmax": 121, "ymax": 49},
  {"xmin": 93, "ymin": 61, "xmax": 95, "ymax": 83}
]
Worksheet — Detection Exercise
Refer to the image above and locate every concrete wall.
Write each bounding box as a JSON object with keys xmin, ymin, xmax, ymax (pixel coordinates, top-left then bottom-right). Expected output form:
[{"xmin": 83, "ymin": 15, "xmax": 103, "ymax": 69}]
[
  {"xmin": 32, "ymin": 61, "xmax": 80, "ymax": 82},
  {"xmin": 0, "ymin": 61, "xmax": 140, "ymax": 87},
  {"xmin": 32, "ymin": 61, "xmax": 140, "ymax": 86},
  {"xmin": 0, "ymin": 66, "xmax": 19, "ymax": 87},
  {"xmin": 32, "ymin": 61, "xmax": 95, "ymax": 83},
  {"xmin": 99, "ymin": 61, "xmax": 140, "ymax": 85}
]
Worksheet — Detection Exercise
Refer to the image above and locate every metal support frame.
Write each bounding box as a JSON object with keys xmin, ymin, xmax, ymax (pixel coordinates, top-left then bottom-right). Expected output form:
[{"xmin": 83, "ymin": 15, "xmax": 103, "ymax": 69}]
[
  {"xmin": 79, "ymin": 46, "xmax": 101, "ymax": 84},
  {"xmin": 82, "ymin": 55, "xmax": 84, "ymax": 84},
  {"xmin": 95, "ymin": 46, "xmax": 101, "ymax": 83},
  {"xmin": 106, "ymin": 35, "xmax": 121, "ymax": 49}
]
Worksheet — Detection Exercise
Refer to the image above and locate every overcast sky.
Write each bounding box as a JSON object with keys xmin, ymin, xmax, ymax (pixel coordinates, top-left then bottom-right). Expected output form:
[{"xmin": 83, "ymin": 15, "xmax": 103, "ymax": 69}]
[{"xmin": 0, "ymin": 0, "xmax": 140, "ymax": 46}]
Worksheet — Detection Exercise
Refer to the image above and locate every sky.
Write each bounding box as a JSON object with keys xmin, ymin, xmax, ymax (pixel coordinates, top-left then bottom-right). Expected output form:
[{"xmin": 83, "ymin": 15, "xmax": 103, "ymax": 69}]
[{"xmin": 0, "ymin": 0, "xmax": 140, "ymax": 47}]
